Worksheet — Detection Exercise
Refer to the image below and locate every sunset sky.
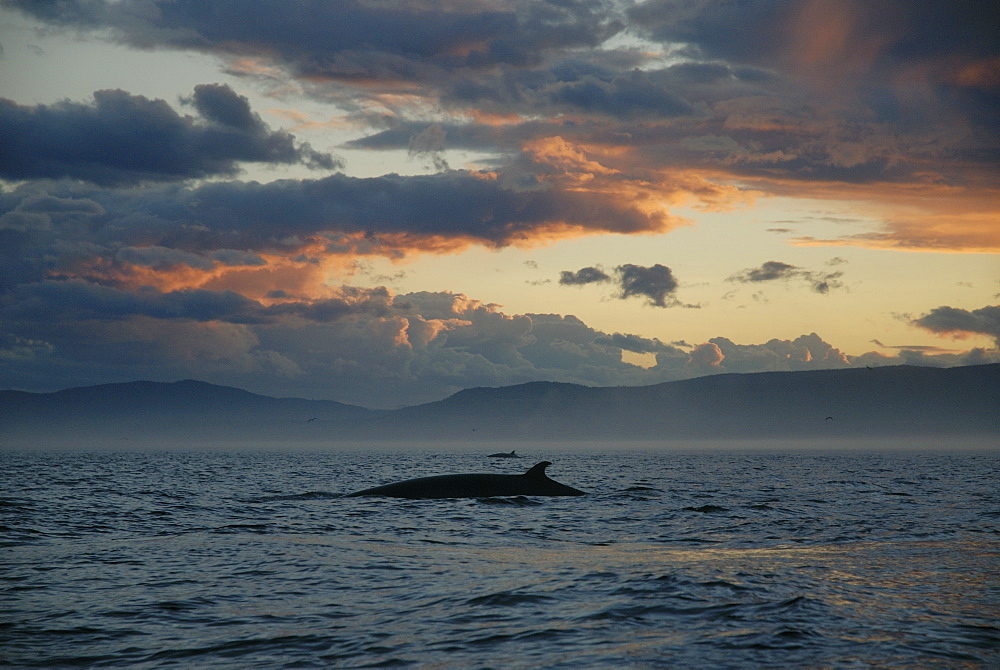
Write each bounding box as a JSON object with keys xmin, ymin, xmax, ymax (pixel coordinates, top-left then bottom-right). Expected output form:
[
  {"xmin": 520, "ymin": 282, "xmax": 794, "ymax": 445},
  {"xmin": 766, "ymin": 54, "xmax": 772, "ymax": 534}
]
[{"xmin": 1, "ymin": 0, "xmax": 997, "ymax": 408}]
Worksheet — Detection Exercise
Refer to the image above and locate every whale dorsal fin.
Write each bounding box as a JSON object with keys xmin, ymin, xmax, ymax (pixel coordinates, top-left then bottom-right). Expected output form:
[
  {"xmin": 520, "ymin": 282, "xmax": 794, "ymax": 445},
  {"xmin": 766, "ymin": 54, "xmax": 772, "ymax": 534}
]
[{"xmin": 525, "ymin": 461, "xmax": 552, "ymax": 479}]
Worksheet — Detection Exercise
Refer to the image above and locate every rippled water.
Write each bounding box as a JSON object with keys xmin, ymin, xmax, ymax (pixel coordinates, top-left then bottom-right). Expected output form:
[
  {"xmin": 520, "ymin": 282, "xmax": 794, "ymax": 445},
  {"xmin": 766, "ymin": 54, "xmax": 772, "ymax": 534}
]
[{"xmin": 2, "ymin": 445, "xmax": 998, "ymax": 668}]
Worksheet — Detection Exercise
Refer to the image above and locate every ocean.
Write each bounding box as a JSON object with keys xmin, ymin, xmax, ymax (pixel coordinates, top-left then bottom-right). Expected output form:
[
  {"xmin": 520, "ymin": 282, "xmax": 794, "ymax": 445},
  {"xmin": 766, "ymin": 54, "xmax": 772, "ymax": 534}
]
[{"xmin": 2, "ymin": 444, "xmax": 998, "ymax": 668}]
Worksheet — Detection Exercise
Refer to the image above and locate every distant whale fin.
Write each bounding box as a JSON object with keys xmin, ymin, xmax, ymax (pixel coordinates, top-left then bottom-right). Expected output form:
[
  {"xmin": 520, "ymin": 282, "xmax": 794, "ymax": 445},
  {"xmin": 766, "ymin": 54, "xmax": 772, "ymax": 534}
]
[{"xmin": 525, "ymin": 461, "xmax": 552, "ymax": 479}]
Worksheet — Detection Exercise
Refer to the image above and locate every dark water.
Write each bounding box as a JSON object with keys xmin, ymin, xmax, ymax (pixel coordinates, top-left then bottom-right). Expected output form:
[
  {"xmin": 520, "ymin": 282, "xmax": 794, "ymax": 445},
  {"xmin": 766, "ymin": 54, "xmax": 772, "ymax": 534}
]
[{"xmin": 2, "ymin": 446, "xmax": 998, "ymax": 668}]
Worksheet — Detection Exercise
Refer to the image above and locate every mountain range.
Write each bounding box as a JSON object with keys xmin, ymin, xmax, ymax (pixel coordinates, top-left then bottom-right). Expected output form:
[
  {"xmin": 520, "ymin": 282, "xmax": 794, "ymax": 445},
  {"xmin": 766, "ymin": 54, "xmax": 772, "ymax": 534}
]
[{"xmin": 2, "ymin": 364, "xmax": 997, "ymax": 446}]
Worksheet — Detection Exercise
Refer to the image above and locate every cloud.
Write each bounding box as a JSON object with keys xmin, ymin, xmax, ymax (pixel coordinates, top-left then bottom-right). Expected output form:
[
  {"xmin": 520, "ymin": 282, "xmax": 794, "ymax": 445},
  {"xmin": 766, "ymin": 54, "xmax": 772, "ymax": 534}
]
[
  {"xmin": 2, "ymin": 0, "xmax": 997, "ymax": 405},
  {"xmin": 912, "ymin": 305, "xmax": 1000, "ymax": 344},
  {"xmin": 616, "ymin": 263, "xmax": 680, "ymax": 307},
  {"xmin": 0, "ymin": 167, "xmax": 681, "ymax": 297},
  {"xmin": 559, "ymin": 266, "xmax": 611, "ymax": 286},
  {"xmin": 7, "ymin": 1, "xmax": 624, "ymax": 77},
  {"xmin": 0, "ymin": 86, "xmax": 339, "ymax": 185},
  {"xmin": 688, "ymin": 342, "xmax": 725, "ymax": 369},
  {"xmin": 8, "ymin": 0, "xmax": 996, "ymax": 255},
  {"xmin": 2, "ymin": 278, "xmax": 994, "ymax": 407},
  {"xmin": 408, "ymin": 124, "xmax": 450, "ymax": 172},
  {"xmin": 706, "ymin": 333, "xmax": 852, "ymax": 372},
  {"xmin": 593, "ymin": 332, "xmax": 683, "ymax": 355},
  {"xmin": 727, "ymin": 260, "xmax": 845, "ymax": 294},
  {"xmin": 559, "ymin": 263, "xmax": 689, "ymax": 308}
]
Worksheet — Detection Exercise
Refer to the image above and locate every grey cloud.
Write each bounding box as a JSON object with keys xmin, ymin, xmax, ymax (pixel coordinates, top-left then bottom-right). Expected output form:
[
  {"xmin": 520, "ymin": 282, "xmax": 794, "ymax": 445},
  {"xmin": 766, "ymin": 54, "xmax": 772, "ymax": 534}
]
[
  {"xmin": 707, "ymin": 333, "xmax": 852, "ymax": 373},
  {"xmin": 728, "ymin": 260, "xmax": 845, "ymax": 294},
  {"xmin": 0, "ymin": 86, "xmax": 339, "ymax": 186},
  {"xmin": 408, "ymin": 124, "xmax": 450, "ymax": 172},
  {"xmin": 629, "ymin": 0, "xmax": 1000, "ymax": 138},
  {"xmin": 912, "ymin": 305, "xmax": 1000, "ymax": 344},
  {"xmin": 116, "ymin": 246, "xmax": 215, "ymax": 271},
  {"xmin": 188, "ymin": 83, "xmax": 261, "ymax": 131},
  {"xmin": 113, "ymin": 246, "xmax": 264, "ymax": 271},
  {"xmin": 0, "ymin": 172, "xmax": 669, "ymax": 293},
  {"xmin": 7, "ymin": 0, "xmax": 624, "ymax": 79},
  {"xmin": 688, "ymin": 341, "xmax": 725, "ymax": 369},
  {"xmin": 559, "ymin": 263, "xmax": 685, "ymax": 308},
  {"xmin": 616, "ymin": 263, "xmax": 679, "ymax": 307},
  {"xmin": 731, "ymin": 260, "xmax": 799, "ymax": 282},
  {"xmin": 2, "ymin": 279, "xmax": 992, "ymax": 407},
  {"xmin": 5, "ymin": 280, "xmax": 260, "ymax": 323},
  {"xmin": 210, "ymin": 249, "xmax": 267, "ymax": 267},
  {"xmin": 594, "ymin": 332, "xmax": 682, "ymax": 355},
  {"xmin": 8, "ymin": 0, "xmax": 997, "ymax": 193},
  {"xmin": 629, "ymin": 1, "xmax": 998, "ymax": 76},
  {"xmin": 3, "ymin": 279, "xmax": 395, "ymax": 327},
  {"xmin": 549, "ymin": 70, "xmax": 695, "ymax": 119},
  {"xmin": 559, "ymin": 266, "xmax": 611, "ymax": 286}
]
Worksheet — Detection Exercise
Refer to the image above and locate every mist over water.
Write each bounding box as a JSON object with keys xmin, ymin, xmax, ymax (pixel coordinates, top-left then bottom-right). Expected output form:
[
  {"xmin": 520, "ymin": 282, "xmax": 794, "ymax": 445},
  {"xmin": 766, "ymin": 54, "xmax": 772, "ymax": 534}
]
[{"xmin": 3, "ymin": 444, "xmax": 998, "ymax": 668}]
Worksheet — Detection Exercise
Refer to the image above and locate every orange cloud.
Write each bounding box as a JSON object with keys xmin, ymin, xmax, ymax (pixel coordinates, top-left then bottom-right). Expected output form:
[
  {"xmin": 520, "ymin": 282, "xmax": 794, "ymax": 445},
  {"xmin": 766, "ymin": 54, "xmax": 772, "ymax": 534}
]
[
  {"xmin": 783, "ymin": 0, "xmax": 900, "ymax": 88},
  {"xmin": 952, "ymin": 57, "xmax": 1000, "ymax": 89},
  {"xmin": 779, "ymin": 182, "xmax": 1000, "ymax": 253},
  {"xmin": 523, "ymin": 136, "xmax": 618, "ymax": 182},
  {"xmin": 466, "ymin": 110, "xmax": 528, "ymax": 127}
]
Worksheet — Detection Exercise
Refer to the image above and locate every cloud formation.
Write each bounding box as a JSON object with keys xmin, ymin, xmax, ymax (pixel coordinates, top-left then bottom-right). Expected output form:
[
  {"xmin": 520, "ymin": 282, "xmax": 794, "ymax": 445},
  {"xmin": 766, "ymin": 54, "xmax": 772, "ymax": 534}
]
[
  {"xmin": 559, "ymin": 266, "xmax": 611, "ymax": 286},
  {"xmin": 0, "ymin": 165, "xmax": 679, "ymax": 297},
  {"xmin": 617, "ymin": 263, "xmax": 680, "ymax": 307},
  {"xmin": 560, "ymin": 263, "xmax": 685, "ymax": 307},
  {"xmin": 5, "ymin": 280, "xmax": 986, "ymax": 408},
  {"xmin": 728, "ymin": 260, "xmax": 845, "ymax": 294},
  {"xmin": 912, "ymin": 305, "xmax": 1000, "ymax": 345},
  {"xmin": 0, "ymin": 85, "xmax": 338, "ymax": 185},
  {"xmin": 5, "ymin": 0, "xmax": 997, "ymax": 252},
  {"xmin": 1, "ymin": 1, "xmax": 996, "ymax": 406}
]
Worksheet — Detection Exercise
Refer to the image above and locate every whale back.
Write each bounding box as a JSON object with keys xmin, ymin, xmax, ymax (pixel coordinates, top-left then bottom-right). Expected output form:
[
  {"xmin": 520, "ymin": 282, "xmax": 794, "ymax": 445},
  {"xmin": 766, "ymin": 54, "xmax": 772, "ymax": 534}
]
[
  {"xmin": 347, "ymin": 460, "xmax": 584, "ymax": 498},
  {"xmin": 524, "ymin": 461, "xmax": 553, "ymax": 479}
]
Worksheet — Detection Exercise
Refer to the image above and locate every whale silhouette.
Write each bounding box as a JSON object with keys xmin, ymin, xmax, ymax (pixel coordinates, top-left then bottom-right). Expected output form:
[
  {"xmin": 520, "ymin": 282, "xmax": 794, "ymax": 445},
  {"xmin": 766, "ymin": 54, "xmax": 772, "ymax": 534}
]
[{"xmin": 346, "ymin": 461, "xmax": 585, "ymax": 498}]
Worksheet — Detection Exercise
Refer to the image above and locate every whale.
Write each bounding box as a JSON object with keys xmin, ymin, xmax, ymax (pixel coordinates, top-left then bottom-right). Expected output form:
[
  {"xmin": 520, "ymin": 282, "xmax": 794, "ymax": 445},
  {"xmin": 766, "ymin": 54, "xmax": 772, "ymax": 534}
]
[{"xmin": 346, "ymin": 461, "xmax": 585, "ymax": 498}]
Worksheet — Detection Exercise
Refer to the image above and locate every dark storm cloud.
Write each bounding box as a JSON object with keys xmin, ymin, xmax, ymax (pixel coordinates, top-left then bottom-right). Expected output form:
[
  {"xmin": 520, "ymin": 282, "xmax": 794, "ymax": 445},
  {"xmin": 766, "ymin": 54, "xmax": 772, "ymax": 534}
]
[
  {"xmin": 629, "ymin": 0, "xmax": 998, "ymax": 74},
  {"xmin": 559, "ymin": 266, "xmax": 611, "ymax": 286},
  {"xmin": 616, "ymin": 263, "xmax": 679, "ymax": 307},
  {"xmin": 0, "ymin": 86, "xmax": 338, "ymax": 186},
  {"xmin": 912, "ymin": 305, "xmax": 1000, "ymax": 344},
  {"xmin": 2, "ymin": 279, "xmax": 394, "ymax": 326},
  {"xmin": 628, "ymin": 0, "xmax": 1000, "ymax": 131},
  {"xmin": 728, "ymin": 261, "xmax": 845, "ymax": 294},
  {"xmin": 0, "ymin": 170, "xmax": 669, "ymax": 291},
  {"xmin": 160, "ymin": 171, "xmax": 665, "ymax": 245},
  {"xmin": 4, "ymin": 280, "xmax": 261, "ymax": 323},
  {"xmin": 6, "ymin": 0, "xmax": 624, "ymax": 77},
  {"xmin": 548, "ymin": 70, "xmax": 695, "ymax": 119},
  {"xmin": 9, "ymin": 0, "xmax": 998, "ymax": 195}
]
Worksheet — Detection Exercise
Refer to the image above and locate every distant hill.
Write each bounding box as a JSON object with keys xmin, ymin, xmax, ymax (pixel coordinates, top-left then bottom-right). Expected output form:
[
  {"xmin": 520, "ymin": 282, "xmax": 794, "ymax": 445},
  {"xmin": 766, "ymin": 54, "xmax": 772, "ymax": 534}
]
[
  {"xmin": 0, "ymin": 379, "xmax": 381, "ymax": 444},
  {"xmin": 363, "ymin": 364, "xmax": 999, "ymax": 440},
  {"xmin": 2, "ymin": 364, "xmax": 997, "ymax": 446}
]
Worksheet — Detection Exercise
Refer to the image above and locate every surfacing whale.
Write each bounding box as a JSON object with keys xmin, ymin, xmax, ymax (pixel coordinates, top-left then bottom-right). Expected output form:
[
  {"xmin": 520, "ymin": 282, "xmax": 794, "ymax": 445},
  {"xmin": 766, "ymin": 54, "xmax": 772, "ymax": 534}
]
[{"xmin": 346, "ymin": 461, "xmax": 585, "ymax": 498}]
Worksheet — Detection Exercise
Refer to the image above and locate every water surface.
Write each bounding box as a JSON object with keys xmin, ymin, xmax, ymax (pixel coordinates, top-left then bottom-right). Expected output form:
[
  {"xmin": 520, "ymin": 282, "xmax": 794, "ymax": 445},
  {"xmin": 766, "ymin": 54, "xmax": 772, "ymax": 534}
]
[{"xmin": 2, "ymin": 446, "xmax": 998, "ymax": 668}]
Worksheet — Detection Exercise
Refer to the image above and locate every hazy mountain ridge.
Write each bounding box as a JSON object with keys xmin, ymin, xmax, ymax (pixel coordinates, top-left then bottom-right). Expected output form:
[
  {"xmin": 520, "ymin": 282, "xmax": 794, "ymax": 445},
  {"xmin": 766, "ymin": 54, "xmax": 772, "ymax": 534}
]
[
  {"xmin": 2, "ymin": 364, "xmax": 997, "ymax": 445},
  {"xmin": 1, "ymin": 379, "xmax": 380, "ymax": 443},
  {"xmin": 374, "ymin": 364, "xmax": 999, "ymax": 440}
]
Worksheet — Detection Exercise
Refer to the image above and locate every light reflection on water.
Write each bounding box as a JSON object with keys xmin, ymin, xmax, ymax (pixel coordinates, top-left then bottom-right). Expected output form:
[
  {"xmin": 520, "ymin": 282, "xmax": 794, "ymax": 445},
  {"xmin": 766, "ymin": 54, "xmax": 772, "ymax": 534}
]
[{"xmin": 1, "ymin": 446, "xmax": 998, "ymax": 668}]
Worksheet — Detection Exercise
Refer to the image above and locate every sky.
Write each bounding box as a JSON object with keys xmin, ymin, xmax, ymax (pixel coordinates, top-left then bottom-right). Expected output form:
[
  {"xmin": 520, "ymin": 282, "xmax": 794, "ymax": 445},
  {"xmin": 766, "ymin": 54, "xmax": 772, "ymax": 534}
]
[{"xmin": 0, "ymin": 0, "xmax": 997, "ymax": 409}]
